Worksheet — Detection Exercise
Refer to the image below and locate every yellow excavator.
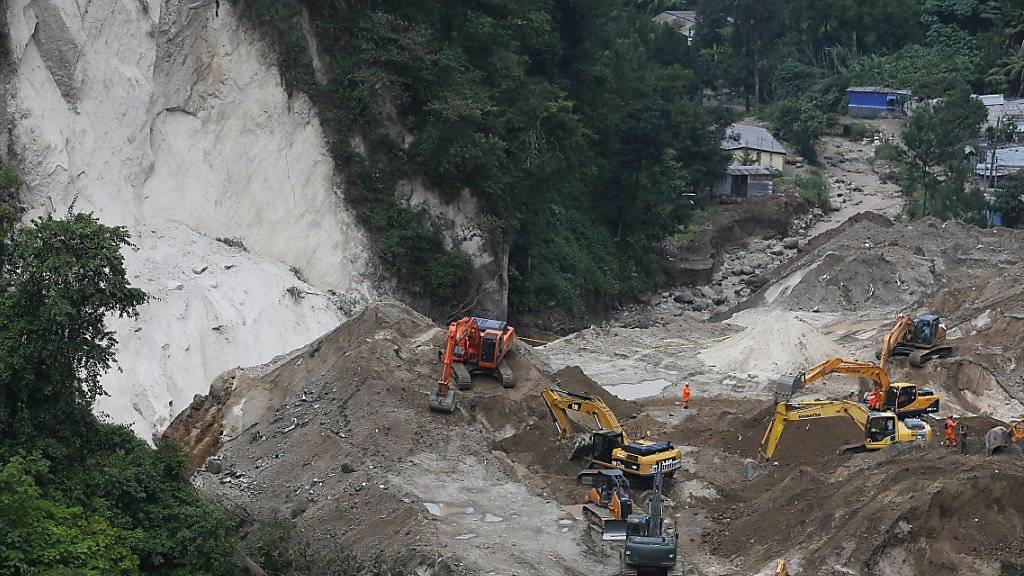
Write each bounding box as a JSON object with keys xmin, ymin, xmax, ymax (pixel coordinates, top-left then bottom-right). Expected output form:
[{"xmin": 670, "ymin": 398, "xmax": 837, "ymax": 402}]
[
  {"xmin": 985, "ymin": 419, "xmax": 1024, "ymax": 455},
  {"xmin": 744, "ymin": 400, "xmax": 933, "ymax": 479},
  {"xmin": 781, "ymin": 356, "xmax": 940, "ymax": 418},
  {"xmin": 877, "ymin": 314, "xmax": 953, "ymax": 368},
  {"xmin": 541, "ymin": 387, "xmax": 683, "ymax": 478}
]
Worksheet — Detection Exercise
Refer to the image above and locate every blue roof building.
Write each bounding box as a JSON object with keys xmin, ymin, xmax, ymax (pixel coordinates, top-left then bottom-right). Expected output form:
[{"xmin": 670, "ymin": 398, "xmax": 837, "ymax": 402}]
[{"xmin": 847, "ymin": 87, "xmax": 912, "ymax": 118}]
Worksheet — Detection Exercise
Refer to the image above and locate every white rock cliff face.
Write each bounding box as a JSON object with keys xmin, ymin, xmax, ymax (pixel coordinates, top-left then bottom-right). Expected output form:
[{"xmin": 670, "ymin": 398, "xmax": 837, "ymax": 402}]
[{"xmin": 6, "ymin": 0, "xmax": 376, "ymax": 438}]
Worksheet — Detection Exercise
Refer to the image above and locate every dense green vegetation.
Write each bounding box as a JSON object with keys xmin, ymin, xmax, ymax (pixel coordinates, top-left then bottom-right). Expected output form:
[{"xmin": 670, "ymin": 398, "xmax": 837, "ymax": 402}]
[
  {"xmin": 232, "ymin": 0, "xmax": 728, "ymax": 317},
  {"xmin": 230, "ymin": 0, "xmax": 1024, "ymax": 315},
  {"xmin": 694, "ymin": 0, "xmax": 1024, "ymax": 224},
  {"xmin": 0, "ymin": 211, "xmax": 237, "ymax": 576}
]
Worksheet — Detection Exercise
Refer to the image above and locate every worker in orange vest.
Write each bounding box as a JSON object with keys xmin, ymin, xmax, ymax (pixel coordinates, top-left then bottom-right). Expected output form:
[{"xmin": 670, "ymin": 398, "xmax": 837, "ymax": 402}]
[
  {"xmin": 944, "ymin": 415, "xmax": 957, "ymax": 447},
  {"xmin": 682, "ymin": 382, "xmax": 691, "ymax": 409}
]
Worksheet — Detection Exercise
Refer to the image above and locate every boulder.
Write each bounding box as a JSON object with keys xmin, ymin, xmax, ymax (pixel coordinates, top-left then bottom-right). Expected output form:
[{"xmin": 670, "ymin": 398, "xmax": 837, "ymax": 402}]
[
  {"xmin": 742, "ymin": 273, "xmax": 768, "ymax": 289},
  {"xmin": 782, "ymin": 237, "xmax": 800, "ymax": 250},
  {"xmin": 674, "ymin": 291, "xmax": 695, "ymax": 304}
]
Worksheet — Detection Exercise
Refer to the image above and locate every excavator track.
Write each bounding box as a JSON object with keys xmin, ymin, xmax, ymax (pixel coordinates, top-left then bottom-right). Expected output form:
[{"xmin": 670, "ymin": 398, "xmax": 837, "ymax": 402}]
[{"xmin": 908, "ymin": 345, "xmax": 953, "ymax": 367}]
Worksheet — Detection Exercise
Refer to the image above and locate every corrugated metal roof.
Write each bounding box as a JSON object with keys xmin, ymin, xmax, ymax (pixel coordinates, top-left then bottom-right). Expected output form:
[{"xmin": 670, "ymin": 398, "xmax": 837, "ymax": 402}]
[
  {"xmin": 726, "ymin": 165, "xmax": 773, "ymax": 176},
  {"xmin": 975, "ymin": 94, "xmax": 1006, "ymax": 107},
  {"xmin": 653, "ymin": 10, "xmax": 696, "ymax": 24},
  {"xmin": 721, "ymin": 124, "xmax": 787, "ymax": 154},
  {"xmin": 976, "ymin": 146, "xmax": 1024, "ymax": 176},
  {"xmin": 847, "ymin": 87, "xmax": 912, "ymax": 95}
]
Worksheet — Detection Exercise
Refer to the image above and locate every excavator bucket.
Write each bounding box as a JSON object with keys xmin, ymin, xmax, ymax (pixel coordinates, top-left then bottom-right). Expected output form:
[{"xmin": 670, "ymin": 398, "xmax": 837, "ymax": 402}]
[
  {"xmin": 985, "ymin": 426, "xmax": 1012, "ymax": 455},
  {"xmin": 428, "ymin": 388, "xmax": 456, "ymax": 413},
  {"xmin": 742, "ymin": 458, "xmax": 768, "ymax": 480},
  {"xmin": 773, "ymin": 373, "xmax": 804, "ymax": 404},
  {"xmin": 566, "ymin": 434, "xmax": 593, "ymax": 460}
]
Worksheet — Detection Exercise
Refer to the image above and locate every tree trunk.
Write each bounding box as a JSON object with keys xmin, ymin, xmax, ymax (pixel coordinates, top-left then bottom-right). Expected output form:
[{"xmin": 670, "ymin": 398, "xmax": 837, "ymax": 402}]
[{"xmin": 753, "ymin": 41, "xmax": 761, "ymax": 105}]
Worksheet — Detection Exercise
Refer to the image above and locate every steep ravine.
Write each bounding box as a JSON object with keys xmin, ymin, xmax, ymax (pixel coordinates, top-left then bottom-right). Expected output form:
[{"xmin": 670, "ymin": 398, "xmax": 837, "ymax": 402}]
[{"xmin": 4, "ymin": 0, "xmax": 381, "ymax": 438}]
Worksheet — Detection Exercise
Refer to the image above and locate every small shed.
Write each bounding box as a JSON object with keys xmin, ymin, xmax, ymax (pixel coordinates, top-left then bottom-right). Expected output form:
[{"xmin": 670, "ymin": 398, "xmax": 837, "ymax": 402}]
[
  {"xmin": 975, "ymin": 146, "xmax": 1024, "ymax": 186},
  {"xmin": 716, "ymin": 166, "xmax": 774, "ymax": 198},
  {"xmin": 847, "ymin": 87, "xmax": 912, "ymax": 118},
  {"xmin": 652, "ymin": 11, "xmax": 697, "ymax": 44},
  {"xmin": 721, "ymin": 124, "xmax": 787, "ymax": 169}
]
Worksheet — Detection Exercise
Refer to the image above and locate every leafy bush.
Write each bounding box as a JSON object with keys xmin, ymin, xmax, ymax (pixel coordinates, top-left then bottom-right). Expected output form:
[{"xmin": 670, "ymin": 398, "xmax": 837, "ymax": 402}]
[
  {"xmin": 794, "ymin": 171, "xmax": 831, "ymax": 210},
  {"xmin": 848, "ymin": 121, "xmax": 880, "ymax": 141},
  {"xmin": 873, "ymin": 143, "xmax": 902, "ymax": 162},
  {"xmin": 767, "ymin": 98, "xmax": 836, "ymax": 162}
]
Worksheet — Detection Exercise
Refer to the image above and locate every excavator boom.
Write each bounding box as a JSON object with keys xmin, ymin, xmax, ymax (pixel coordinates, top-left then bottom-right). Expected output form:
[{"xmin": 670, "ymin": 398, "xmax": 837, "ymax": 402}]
[
  {"xmin": 786, "ymin": 355, "xmax": 940, "ymax": 417},
  {"xmin": 745, "ymin": 400, "xmax": 933, "ymax": 479},
  {"xmin": 541, "ymin": 387, "xmax": 629, "ymax": 443},
  {"xmin": 541, "ymin": 387, "xmax": 682, "ymax": 478}
]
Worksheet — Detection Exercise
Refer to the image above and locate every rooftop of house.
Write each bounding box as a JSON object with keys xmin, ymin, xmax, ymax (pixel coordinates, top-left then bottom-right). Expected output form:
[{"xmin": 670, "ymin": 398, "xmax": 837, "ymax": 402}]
[
  {"xmin": 721, "ymin": 123, "xmax": 787, "ymax": 155},
  {"xmin": 847, "ymin": 87, "xmax": 912, "ymax": 95}
]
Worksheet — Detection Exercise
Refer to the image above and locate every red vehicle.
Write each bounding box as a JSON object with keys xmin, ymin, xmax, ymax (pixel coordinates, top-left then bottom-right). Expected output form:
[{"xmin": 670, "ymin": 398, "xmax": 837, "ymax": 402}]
[{"xmin": 429, "ymin": 317, "xmax": 516, "ymax": 412}]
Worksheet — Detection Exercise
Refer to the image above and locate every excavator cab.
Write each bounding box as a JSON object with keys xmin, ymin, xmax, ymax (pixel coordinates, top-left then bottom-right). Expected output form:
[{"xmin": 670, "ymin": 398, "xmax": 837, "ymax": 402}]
[
  {"xmin": 866, "ymin": 414, "xmax": 897, "ymax": 444},
  {"xmin": 592, "ymin": 430, "xmax": 625, "ymax": 465},
  {"xmin": 473, "ymin": 317, "xmax": 507, "ymax": 367},
  {"xmin": 883, "ymin": 383, "xmax": 939, "ymax": 417},
  {"xmin": 912, "ymin": 315, "xmax": 940, "ymax": 345}
]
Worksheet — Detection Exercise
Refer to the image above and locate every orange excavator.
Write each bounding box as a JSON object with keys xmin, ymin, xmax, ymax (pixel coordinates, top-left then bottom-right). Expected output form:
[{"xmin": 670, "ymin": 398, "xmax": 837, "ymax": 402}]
[
  {"xmin": 429, "ymin": 316, "xmax": 516, "ymax": 413},
  {"xmin": 877, "ymin": 314, "xmax": 953, "ymax": 368},
  {"xmin": 783, "ymin": 356, "xmax": 940, "ymax": 418}
]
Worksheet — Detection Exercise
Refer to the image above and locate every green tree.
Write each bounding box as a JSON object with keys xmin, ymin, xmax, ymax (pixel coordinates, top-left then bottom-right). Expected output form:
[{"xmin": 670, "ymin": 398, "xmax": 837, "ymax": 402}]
[
  {"xmin": 989, "ymin": 45, "xmax": 1024, "ymax": 96},
  {"xmin": 768, "ymin": 98, "xmax": 835, "ymax": 162},
  {"xmin": 993, "ymin": 171, "xmax": 1024, "ymax": 226},
  {"xmin": 0, "ymin": 214, "xmax": 147, "ymax": 454},
  {"xmin": 0, "ymin": 457, "xmax": 138, "ymax": 576},
  {"xmin": 901, "ymin": 90, "xmax": 987, "ymax": 217},
  {"xmin": 0, "ymin": 214, "xmax": 237, "ymax": 576}
]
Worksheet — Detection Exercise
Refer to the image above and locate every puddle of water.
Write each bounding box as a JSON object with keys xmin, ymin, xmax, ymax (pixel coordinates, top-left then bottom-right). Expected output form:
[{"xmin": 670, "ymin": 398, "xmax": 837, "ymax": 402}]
[
  {"xmin": 482, "ymin": 513, "xmax": 503, "ymax": 523},
  {"xmin": 454, "ymin": 533, "xmax": 478, "ymax": 540},
  {"xmin": 604, "ymin": 378, "xmax": 672, "ymax": 400},
  {"xmin": 423, "ymin": 502, "xmax": 476, "ymax": 517}
]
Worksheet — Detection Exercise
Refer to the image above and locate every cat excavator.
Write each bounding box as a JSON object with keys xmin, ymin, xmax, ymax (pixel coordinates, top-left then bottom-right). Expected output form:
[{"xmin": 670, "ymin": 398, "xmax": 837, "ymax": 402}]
[
  {"xmin": 429, "ymin": 316, "xmax": 516, "ymax": 412},
  {"xmin": 781, "ymin": 356, "xmax": 940, "ymax": 418},
  {"xmin": 541, "ymin": 387, "xmax": 683, "ymax": 478},
  {"xmin": 577, "ymin": 469, "xmax": 632, "ymax": 540},
  {"xmin": 743, "ymin": 400, "xmax": 933, "ymax": 479},
  {"xmin": 877, "ymin": 314, "xmax": 953, "ymax": 368}
]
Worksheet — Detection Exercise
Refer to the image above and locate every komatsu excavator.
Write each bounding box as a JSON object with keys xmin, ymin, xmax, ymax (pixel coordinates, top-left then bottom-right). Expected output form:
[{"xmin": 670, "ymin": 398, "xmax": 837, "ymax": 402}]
[
  {"xmin": 877, "ymin": 314, "xmax": 953, "ymax": 368},
  {"xmin": 541, "ymin": 387, "xmax": 683, "ymax": 478},
  {"xmin": 782, "ymin": 356, "xmax": 940, "ymax": 418},
  {"xmin": 429, "ymin": 316, "xmax": 516, "ymax": 412},
  {"xmin": 743, "ymin": 400, "xmax": 933, "ymax": 479},
  {"xmin": 578, "ymin": 469, "xmax": 632, "ymax": 540}
]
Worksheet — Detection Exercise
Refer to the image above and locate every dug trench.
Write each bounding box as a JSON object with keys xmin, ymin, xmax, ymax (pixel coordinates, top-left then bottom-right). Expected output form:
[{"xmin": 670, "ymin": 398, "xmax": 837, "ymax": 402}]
[{"xmin": 166, "ymin": 213, "xmax": 1024, "ymax": 575}]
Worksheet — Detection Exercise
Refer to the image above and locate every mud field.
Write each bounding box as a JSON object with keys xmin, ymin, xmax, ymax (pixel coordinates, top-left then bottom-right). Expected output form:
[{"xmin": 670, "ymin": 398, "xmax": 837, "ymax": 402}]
[{"xmin": 167, "ymin": 140, "xmax": 1024, "ymax": 575}]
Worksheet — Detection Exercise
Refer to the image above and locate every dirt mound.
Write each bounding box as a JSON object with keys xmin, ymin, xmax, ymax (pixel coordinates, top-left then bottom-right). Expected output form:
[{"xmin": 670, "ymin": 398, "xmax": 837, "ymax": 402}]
[
  {"xmin": 166, "ymin": 301, "xmax": 612, "ymax": 575},
  {"xmin": 738, "ymin": 215, "xmax": 1024, "ymax": 316},
  {"xmin": 706, "ymin": 447, "xmax": 1024, "ymax": 574},
  {"xmin": 699, "ymin": 309, "xmax": 851, "ymax": 381},
  {"xmin": 552, "ymin": 365, "xmax": 638, "ymax": 417}
]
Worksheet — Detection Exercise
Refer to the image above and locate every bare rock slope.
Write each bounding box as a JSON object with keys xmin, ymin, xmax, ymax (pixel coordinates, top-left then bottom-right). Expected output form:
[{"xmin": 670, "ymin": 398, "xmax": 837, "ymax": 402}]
[{"xmin": 5, "ymin": 0, "xmax": 376, "ymax": 437}]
